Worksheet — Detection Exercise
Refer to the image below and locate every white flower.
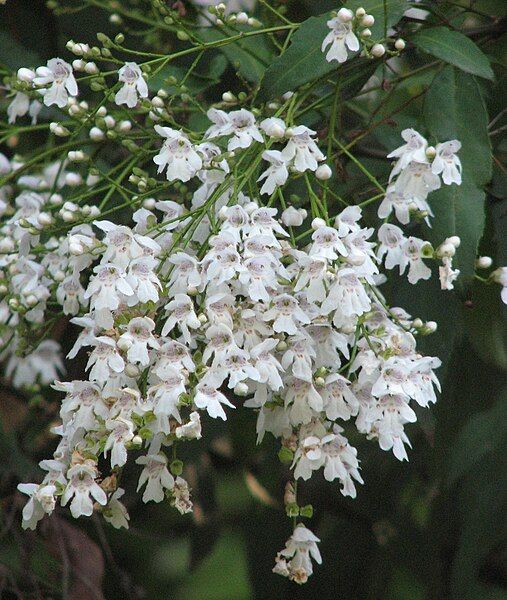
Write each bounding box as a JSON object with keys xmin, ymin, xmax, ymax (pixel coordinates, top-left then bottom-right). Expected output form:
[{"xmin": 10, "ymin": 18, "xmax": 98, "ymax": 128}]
[
  {"xmin": 7, "ymin": 92, "xmax": 41, "ymax": 125},
  {"xmin": 175, "ymin": 411, "xmax": 202, "ymax": 439},
  {"xmin": 103, "ymin": 488, "xmax": 130, "ymax": 529},
  {"xmin": 127, "ymin": 256, "xmax": 162, "ymax": 304},
  {"xmin": 282, "ymin": 126, "xmax": 325, "ymax": 172},
  {"xmin": 136, "ymin": 453, "xmax": 174, "ymax": 503},
  {"xmin": 394, "ymin": 162, "xmax": 440, "ymax": 209},
  {"xmin": 61, "ymin": 463, "xmax": 107, "ymax": 518},
  {"xmin": 263, "ymin": 294, "xmax": 311, "ymax": 335},
  {"xmin": 119, "ymin": 316, "xmax": 159, "ymax": 366},
  {"xmin": 274, "ymin": 525, "xmax": 322, "ymax": 584},
  {"xmin": 162, "ymin": 294, "xmax": 200, "ymax": 343},
  {"xmin": 194, "ymin": 379, "xmax": 235, "ymax": 420},
  {"xmin": 84, "ymin": 264, "xmax": 134, "ymax": 327},
  {"xmin": 310, "ymin": 225, "xmax": 347, "ymax": 260},
  {"xmin": 402, "ymin": 237, "xmax": 431, "ymax": 284},
  {"xmin": 321, "ymin": 431, "xmax": 363, "ymax": 497},
  {"xmin": 387, "ymin": 129, "xmax": 428, "ymax": 178},
  {"xmin": 34, "ymin": 58, "xmax": 78, "ymax": 108},
  {"xmin": 431, "ymin": 140, "xmax": 462, "ymax": 185},
  {"xmin": 153, "ymin": 126, "xmax": 202, "ymax": 182},
  {"xmin": 439, "ymin": 257, "xmax": 460, "ymax": 290},
  {"xmin": 321, "ymin": 15, "xmax": 360, "ymax": 63},
  {"xmin": 86, "ymin": 336, "xmax": 125, "ymax": 384},
  {"xmin": 322, "ymin": 269, "xmax": 371, "ymax": 318},
  {"xmin": 148, "ymin": 366, "xmax": 186, "ymax": 424},
  {"xmin": 258, "ymin": 150, "xmax": 289, "ymax": 195},
  {"xmin": 205, "ymin": 108, "xmax": 263, "ymax": 151},
  {"xmin": 322, "ymin": 374, "xmax": 359, "ymax": 421},
  {"xmin": 377, "ymin": 224, "xmax": 408, "ymax": 272},
  {"xmin": 17, "ymin": 483, "xmax": 57, "ymax": 530},
  {"xmin": 167, "ymin": 252, "xmax": 201, "ymax": 295},
  {"xmin": 104, "ymin": 417, "xmax": 135, "ymax": 467},
  {"xmin": 115, "ymin": 62, "xmax": 148, "ymax": 108}
]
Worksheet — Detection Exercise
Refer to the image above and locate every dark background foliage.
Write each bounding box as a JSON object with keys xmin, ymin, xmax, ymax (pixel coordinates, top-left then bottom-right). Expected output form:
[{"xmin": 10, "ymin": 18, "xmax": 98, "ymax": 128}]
[{"xmin": 0, "ymin": 0, "xmax": 506, "ymax": 598}]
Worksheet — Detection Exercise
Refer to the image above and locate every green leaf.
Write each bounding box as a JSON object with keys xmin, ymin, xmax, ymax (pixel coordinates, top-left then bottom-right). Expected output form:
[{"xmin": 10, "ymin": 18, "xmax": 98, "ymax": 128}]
[
  {"xmin": 424, "ymin": 67, "xmax": 492, "ymax": 279},
  {"xmin": 197, "ymin": 28, "xmax": 274, "ymax": 83},
  {"xmin": 447, "ymin": 389, "xmax": 507, "ymax": 485},
  {"xmin": 412, "ymin": 27, "xmax": 494, "ymax": 80}
]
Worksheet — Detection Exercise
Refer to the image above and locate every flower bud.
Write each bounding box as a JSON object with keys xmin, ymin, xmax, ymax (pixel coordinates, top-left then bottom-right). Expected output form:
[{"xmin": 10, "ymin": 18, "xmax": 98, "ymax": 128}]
[
  {"xmin": 236, "ymin": 12, "xmax": 249, "ymax": 24},
  {"xmin": 315, "ymin": 164, "xmax": 332, "ymax": 180},
  {"xmin": 355, "ymin": 7, "xmax": 366, "ymax": 17},
  {"xmin": 222, "ymin": 91, "xmax": 236, "ymax": 103},
  {"xmin": 337, "ymin": 7, "xmax": 354, "ymax": 22},
  {"xmin": 17, "ymin": 67, "xmax": 35, "ymax": 83},
  {"xmin": 425, "ymin": 146, "xmax": 436, "ymax": 159},
  {"xmin": 426, "ymin": 321, "xmax": 437, "ymax": 333},
  {"xmin": 117, "ymin": 337, "xmax": 132, "ymax": 352},
  {"xmin": 69, "ymin": 242, "xmax": 84, "ymax": 257},
  {"xmin": 281, "ymin": 206, "xmax": 304, "ymax": 227},
  {"xmin": 371, "ymin": 43, "xmax": 386, "ymax": 58},
  {"xmin": 437, "ymin": 243, "xmax": 456, "ymax": 258},
  {"xmin": 395, "ymin": 38, "xmax": 406, "ymax": 50},
  {"xmin": 131, "ymin": 435, "xmax": 143, "ymax": 448},
  {"xmin": 104, "ymin": 115, "xmax": 116, "ymax": 129},
  {"xmin": 85, "ymin": 62, "xmax": 99, "ymax": 74},
  {"xmin": 37, "ymin": 212, "xmax": 53, "ymax": 227},
  {"xmin": 234, "ymin": 382, "xmax": 249, "ymax": 396},
  {"xmin": 361, "ymin": 14, "xmax": 375, "ymax": 26},
  {"xmin": 361, "ymin": 28, "xmax": 372, "ymax": 38},
  {"xmin": 125, "ymin": 363, "xmax": 140, "ymax": 377},
  {"xmin": 412, "ymin": 318, "xmax": 423, "ymax": 329},
  {"xmin": 89, "ymin": 127, "xmax": 104, "ymax": 141},
  {"xmin": 447, "ymin": 236, "xmax": 461, "ymax": 248},
  {"xmin": 476, "ymin": 256, "xmax": 493, "ymax": 269},
  {"xmin": 198, "ymin": 313, "xmax": 208, "ymax": 325},
  {"xmin": 311, "ymin": 217, "xmax": 326, "ymax": 230}
]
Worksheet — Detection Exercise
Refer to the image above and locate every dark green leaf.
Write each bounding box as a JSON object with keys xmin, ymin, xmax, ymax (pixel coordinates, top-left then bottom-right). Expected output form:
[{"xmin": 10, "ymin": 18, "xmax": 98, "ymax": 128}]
[
  {"xmin": 412, "ymin": 27, "xmax": 494, "ymax": 80},
  {"xmin": 447, "ymin": 389, "xmax": 507, "ymax": 485},
  {"xmin": 197, "ymin": 28, "xmax": 274, "ymax": 83}
]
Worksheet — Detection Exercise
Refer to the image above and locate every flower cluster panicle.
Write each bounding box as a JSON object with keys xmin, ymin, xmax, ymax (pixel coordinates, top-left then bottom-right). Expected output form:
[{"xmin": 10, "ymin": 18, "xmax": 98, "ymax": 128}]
[{"xmin": 1, "ymin": 11, "xmax": 503, "ymax": 583}]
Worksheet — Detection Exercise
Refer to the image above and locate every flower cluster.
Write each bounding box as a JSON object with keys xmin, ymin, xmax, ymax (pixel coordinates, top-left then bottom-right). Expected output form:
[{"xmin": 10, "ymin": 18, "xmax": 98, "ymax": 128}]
[{"xmin": 0, "ymin": 5, "xmax": 503, "ymax": 584}]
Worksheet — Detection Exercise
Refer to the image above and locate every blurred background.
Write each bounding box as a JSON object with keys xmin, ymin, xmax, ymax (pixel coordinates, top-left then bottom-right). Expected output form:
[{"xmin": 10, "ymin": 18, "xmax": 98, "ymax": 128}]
[{"xmin": 0, "ymin": 0, "xmax": 506, "ymax": 598}]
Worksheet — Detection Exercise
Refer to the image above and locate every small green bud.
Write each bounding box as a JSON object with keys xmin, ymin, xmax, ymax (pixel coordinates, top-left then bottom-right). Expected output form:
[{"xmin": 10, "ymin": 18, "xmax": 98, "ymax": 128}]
[
  {"xmin": 170, "ymin": 459, "xmax": 183, "ymax": 476},
  {"xmin": 278, "ymin": 446, "xmax": 294, "ymax": 464},
  {"xmin": 114, "ymin": 33, "xmax": 125, "ymax": 44},
  {"xmin": 177, "ymin": 30, "xmax": 190, "ymax": 41},
  {"xmin": 300, "ymin": 504, "xmax": 314, "ymax": 518}
]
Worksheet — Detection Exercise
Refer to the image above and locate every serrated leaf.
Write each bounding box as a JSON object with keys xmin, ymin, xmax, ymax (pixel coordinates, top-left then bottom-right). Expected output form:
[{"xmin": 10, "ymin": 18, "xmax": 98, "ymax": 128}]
[
  {"xmin": 412, "ymin": 26, "xmax": 494, "ymax": 80},
  {"xmin": 424, "ymin": 67, "xmax": 492, "ymax": 279}
]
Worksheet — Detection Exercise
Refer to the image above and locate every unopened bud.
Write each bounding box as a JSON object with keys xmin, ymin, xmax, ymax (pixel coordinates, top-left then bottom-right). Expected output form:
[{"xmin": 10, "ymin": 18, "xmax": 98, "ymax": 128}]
[
  {"xmin": 311, "ymin": 217, "xmax": 326, "ymax": 230},
  {"xmin": 337, "ymin": 7, "xmax": 354, "ymax": 22},
  {"xmin": 395, "ymin": 38, "xmax": 406, "ymax": 51},
  {"xmin": 371, "ymin": 43, "xmax": 386, "ymax": 58},
  {"xmin": 476, "ymin": 256, "xmax": 493, "ymax": 269},
  {"xmin": 315, "ymin": 164, "xmax": 332, "ymax": 180},
  {"xmin": 361, "ymin": 14, "xmax": 375, "ymax": 26}
]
